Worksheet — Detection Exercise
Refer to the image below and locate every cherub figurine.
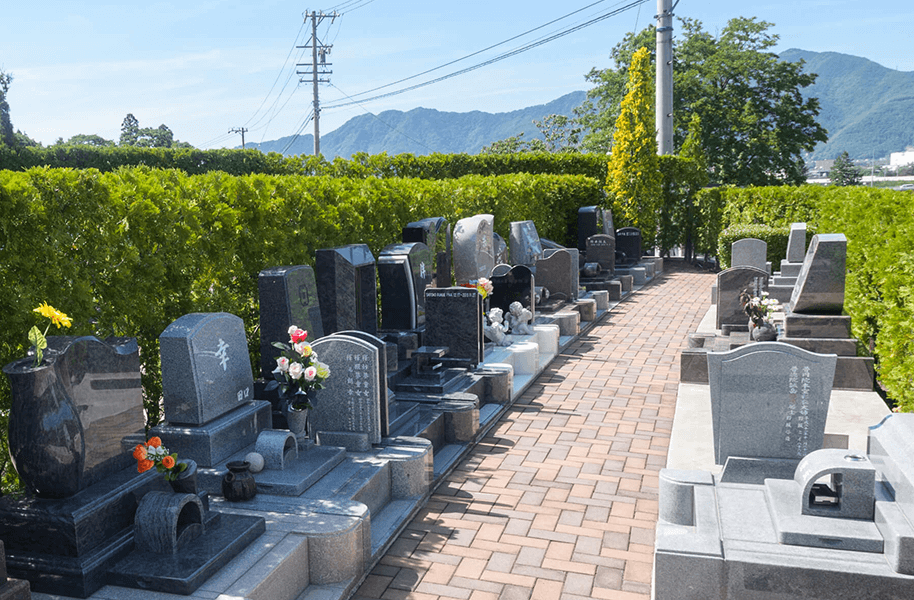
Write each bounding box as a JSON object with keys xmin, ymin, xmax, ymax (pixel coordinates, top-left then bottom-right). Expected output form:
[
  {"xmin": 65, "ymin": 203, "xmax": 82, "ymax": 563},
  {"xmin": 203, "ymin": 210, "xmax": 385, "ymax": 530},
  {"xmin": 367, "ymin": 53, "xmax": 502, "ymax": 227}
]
[
  {"xmin": 507, "ymin": 301, "xmax": 534, "ymax": 335},
  {"xmin": 484, "ymin": 307, "xmax": 510, "ymax": 346}
]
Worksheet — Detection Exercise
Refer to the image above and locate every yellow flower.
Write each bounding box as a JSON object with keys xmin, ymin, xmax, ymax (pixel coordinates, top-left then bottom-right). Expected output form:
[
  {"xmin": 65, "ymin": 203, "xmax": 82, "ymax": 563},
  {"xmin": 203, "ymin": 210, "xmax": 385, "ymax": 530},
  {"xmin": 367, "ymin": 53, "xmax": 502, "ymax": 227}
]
[{"xmin": 33, "ymin": 303, "xmax": 72, "ymax": 328}]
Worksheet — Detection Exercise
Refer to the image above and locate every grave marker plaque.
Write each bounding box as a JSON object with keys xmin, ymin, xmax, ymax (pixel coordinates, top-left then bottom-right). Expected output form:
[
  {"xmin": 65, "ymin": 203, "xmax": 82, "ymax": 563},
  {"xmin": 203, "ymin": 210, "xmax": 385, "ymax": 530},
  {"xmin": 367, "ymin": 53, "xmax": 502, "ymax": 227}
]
[
  {"xmin": 577, "ymin": 206, "xmax": 613, "ymax": 252},
  {"xmin": 258, "ymin": 265, "xmax": 324, "ymax": 378},
  {"xmin": 716, "ymin": 266, "xmax": 769, "ymax": 331},
  {"xmin": 403, "ymin": 217, "xmax": 450, "ymax": 287},
  {"xmin": 586, "ymin": 234, "xmax": 616, "ymax": 275},
  {"xmin": 535, "ymin": 248, "xmax": 576, "ymax": 302},
  {"xmin": 786, "ymin": 222, "xmax": 808, "ymax": 263},
  {"xmin": 731, "ymin": 238, "xmax": 768, "ymax": 272},
  {"xmin": 315, "ymin": 244, "xmax": 378, "ymax": 336},
  {"xmin": 789, "ymin": 233, "xmax": 847, "ymax": 314},
  {"xmin": 425, "ymin": 287, "xmax": 484, "ymax": 365},
  {"xmin": 615, "ymin": 227, "xmax": 642, "ymax": 265},
  {"xmin": 707, "ymin": 342, "xmax": 837, "ymax": 464},
  {"xmin": 160, "ymin": 313, "xmax": 254, "ymax": 426},
  {"xmin": 310, "ymin": 335, "xmax": 382, "ymax": 449}
]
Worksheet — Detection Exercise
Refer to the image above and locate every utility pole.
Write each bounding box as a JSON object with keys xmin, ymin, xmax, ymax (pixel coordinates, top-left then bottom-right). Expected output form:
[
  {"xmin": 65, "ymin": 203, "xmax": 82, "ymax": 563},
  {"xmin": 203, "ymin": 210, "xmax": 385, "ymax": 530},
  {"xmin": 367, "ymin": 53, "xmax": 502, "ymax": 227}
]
[
  {"xmin": 297, "ymin": 10, "xmax": 337, "ymax": 156},
  {"xmin": 655, "ymin": 0, "xmax": 675, "ymax": 155},
  {"xmin": 229, "ymin": 127, "xmax": 248, "ymax": 149}
]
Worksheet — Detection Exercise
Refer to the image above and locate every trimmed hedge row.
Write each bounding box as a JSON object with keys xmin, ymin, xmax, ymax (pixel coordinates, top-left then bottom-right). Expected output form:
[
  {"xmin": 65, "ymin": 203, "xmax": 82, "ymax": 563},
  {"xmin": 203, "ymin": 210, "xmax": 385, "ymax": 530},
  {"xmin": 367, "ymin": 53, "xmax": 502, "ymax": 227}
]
[
  {"xmin": 0, "ymin": 166, "xmax": 602, "ymax": 490},
  {"xmin": 0, "ymin": 146, "xmax": 609, "ymax": 181},
  {"xmin": 705, "ymin": 185, "xmax": 914, "ymax": 412},
  {"xmin": 716, "ymin": 224, "xmax": 812, "ymax": 269}
]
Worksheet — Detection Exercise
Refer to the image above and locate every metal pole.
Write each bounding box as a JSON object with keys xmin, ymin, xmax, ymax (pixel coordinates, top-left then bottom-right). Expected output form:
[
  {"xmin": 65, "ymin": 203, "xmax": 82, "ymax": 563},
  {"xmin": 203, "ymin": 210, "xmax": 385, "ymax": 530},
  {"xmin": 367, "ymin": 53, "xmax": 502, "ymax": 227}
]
[
  {"xmin": 311, "ymin": 11, "xmax": 321, "ymax": 156},
  {"xmin": 655, "ymin": 0, "xmax": 674, "ymax": 155}
]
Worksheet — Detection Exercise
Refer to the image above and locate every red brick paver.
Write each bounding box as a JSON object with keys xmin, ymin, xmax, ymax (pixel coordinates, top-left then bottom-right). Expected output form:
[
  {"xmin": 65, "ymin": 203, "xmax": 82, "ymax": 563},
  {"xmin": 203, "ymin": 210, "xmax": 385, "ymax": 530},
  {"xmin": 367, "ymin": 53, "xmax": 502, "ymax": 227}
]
[{"xmin": 353, "ymin": 262, "xmax": 715, "ymax": 600}]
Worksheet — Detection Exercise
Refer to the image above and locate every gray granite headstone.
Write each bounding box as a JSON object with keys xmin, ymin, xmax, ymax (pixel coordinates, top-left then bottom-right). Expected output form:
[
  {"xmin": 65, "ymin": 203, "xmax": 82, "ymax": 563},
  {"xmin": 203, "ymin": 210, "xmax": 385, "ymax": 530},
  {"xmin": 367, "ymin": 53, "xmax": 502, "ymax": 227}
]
[
  {"xmin": 707, "ymin": 342, "xmax": 837, "ymax": 464},
  {"xmin": 378, "ymin": 242, "xmax": 434, "ymax": 331},
  {"xmin": 315, "ymin": 244, "xmax": 378, "ymax": 336},
  {"xmin": 615, "ymin": 227, "xmax": 641, "ymax": 265},
  {"xmin": 424, "ymin": 287, "xmax": 484, "ymax": 365},
  {"xmin": 786, "ymin": 222, "xmax": 808, "ymax": 263},
  {"xmin": 535, "ymin": 248, "xmax": 576, "ymax": 302},
  {"xmin": 160, "ymin": 313, "xmax": 255, "ymax": 426},
  {"xmin": 310, "ymin": 334, "xmax": 382, "ymax": 450},
  {"xmin": 603, "ymin": 207, "xmax": 615, "ymax": 236},
  {"xmin": 258, "ymin": 265, "xmax": 324, "ymax": 379},
  {"xmin": 453, "ymin": 214, "xmax": 495, "ymax": 285},
  {"xmin": 509, "ymin": 220, "xmax": 544, "ymax": 266},
  {"xmin": 586, "ymin": 234, "xmax": 616, "ymax": 274},
  {"xmin": 493, "ymin": 232, "xmax": 508, "ymax": 265},
  {"xmin": 335, "ymin": 330, "xmax": 390, "ymax": 437},
  {"xmin": 789, "ymin": 233, "xmax": 847, "ymax": 314},
  {"xmin": 715, "ymin": 266, "xmax": 769, "ymax": 331},
  {"xmin": 731, "ymin": 238, "xmax": 767, "ymax": 272}
]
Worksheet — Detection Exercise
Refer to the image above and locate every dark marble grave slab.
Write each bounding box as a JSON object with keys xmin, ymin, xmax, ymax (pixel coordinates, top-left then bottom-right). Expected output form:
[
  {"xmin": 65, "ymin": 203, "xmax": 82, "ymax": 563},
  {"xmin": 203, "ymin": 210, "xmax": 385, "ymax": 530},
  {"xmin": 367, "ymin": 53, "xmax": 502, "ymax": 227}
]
[
  {"xmin": 536, "ymin": 249, "xmax": 576, "ymax": 303},
  {"xmin": 576, "ymin": 206, "xmax": 613, "ymax": 252},
  {"xmin": 586, "ymin": 234, "xmax": 616, "ymax": 275},
  {"xmin": 489, "ymin": 265, "xmax": 535, "ymax": 318},
  {"xmin": 108, "ymin": 511, "xmax": 265, "ymax": 595},
  {"xmin": 378, "ymin": 242, "xmax": 434, "ymax": 331},
  {"xmin": 258, "ymin": 265, "xmax": 324, "ymax": 379},
  {"xmin": 615, "ymin": 227, "xmax": 642, "ymax": 265},
  {"xmin": 715, "ymin": 266, "xmax": 769, "ymax": 331},
  {"xmin": 424, "ymin": 287, "xmax": 484, "ymax": 366},
  {"xmin": 315, "ymin": 244, "xmax": 378, "ymax": 336}
]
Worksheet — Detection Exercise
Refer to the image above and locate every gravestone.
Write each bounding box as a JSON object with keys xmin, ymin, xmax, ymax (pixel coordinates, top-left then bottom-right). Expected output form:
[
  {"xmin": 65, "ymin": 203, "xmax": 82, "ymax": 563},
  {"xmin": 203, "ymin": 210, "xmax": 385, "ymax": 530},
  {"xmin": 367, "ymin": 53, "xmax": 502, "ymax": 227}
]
[
  {"xmin": 715, "ymin": 266, "xmax": 769, "ymax": 332},
  {"xmin": 424, "ymin": 287, "xmax": 484, "ymax": 366},
  {"xmin": 493, "ymin": 232, "xmax": 508, "ymax": 265},
  {"xmin": 310, "ymin": 334, "xmax": 382, "ymax": 451},
  {"xmin": 336, "ymin": 330, "xmax": 391, "ymax": 437},
  {"xmin": 535, "ymin": 248, "xmax": 576, "ymax": 303},
  {"xmin": 160, "ymin": 313, "xmax": 254, "ymax": 426},
  {"xmin": 615, "ymin": 227, "xmax": 642, "ymax": 265},
  {"xmin": 707, "ymin": 342, "xmax": 836, "ymax": 464},
  {"xmin": 789, "ymin": 233, "xmax": 847, "ymax": 314},
  {"xmin": 491, "ymin": 263, "xmax": 511, "ymax": 277},
  {"xmin": 315, "ymin": 244, "xmax": 378, "ymax": 336},
  {"xmin": 509, "ymin": 220, "xmax": 544, "ymax": 266},
  {"xmin": 586, "ymin": 234, "xmax": 616, "ymax": 275},
  {"xmin": 489, "ymin": 265, "xmax": 535, "ymax": 318},
  {"xmin": 786, "ymin": 222, "xmax": 808, "ymax": 263},
  {"xmin": 731, "ymin": 237, "xmax": 767, "ymax": 272},
  {"xmin": 403, "ymin": 217, "xmax": 450, "ymax": 287},
  {"xmin": 378, "ymin": 242, "xmax": 435, "ymax": 331},
  {"xmin": 258, "ymin": 265, "xmax": 324, "ymax": 379},
  {"xmin": 577, "ymin": 206, "xmax": 614, "ymax": 252},
  {"xmin": 453, "ymin": 214, "xmax": 495, "ymax": 285}
]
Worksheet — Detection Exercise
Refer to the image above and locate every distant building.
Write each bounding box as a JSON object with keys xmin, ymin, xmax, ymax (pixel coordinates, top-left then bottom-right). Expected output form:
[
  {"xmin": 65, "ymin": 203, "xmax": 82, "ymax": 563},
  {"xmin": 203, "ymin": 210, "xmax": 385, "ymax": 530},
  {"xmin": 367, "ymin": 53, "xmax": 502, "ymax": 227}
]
[
  {"xmin": 890, "ymin": 149, "xmax": 914, "ymax": 168},
  {"xmin": 808, "ymin": 159, "xmax": 835, "ymax": 179}
]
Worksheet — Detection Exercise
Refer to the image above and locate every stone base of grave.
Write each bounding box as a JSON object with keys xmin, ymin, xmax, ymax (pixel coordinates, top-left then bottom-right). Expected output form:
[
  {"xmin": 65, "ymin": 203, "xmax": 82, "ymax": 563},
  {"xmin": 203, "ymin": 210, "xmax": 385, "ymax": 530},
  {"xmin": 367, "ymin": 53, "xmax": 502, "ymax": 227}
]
[
  {"xmin": 0, "ymin": 467, "xmax": 166, "ymax": 598},
  {"xmin": 616, "ymin": 266, "xmax": 648, "ymax": 285},
  {"xmin": 0, "ymin": 579, "xmax": 29, "ymax": 600},
  {"xmin": 152, "ymin": 400, "xmax": 273, "ymax": 467},
  {"xmin": 767, "ymin": 283, "xmax": 795, "ymax": 303},
  {"xmin": 107, "ymin": 510, "xmax": 265, "ymax": 595},
  {"xmin": 581, "ymin": 278, "xmax": 622, "ymax": 300},
  {"xmin": 205, "ymin": 443, "xmax": 347, "ymax": 496}
]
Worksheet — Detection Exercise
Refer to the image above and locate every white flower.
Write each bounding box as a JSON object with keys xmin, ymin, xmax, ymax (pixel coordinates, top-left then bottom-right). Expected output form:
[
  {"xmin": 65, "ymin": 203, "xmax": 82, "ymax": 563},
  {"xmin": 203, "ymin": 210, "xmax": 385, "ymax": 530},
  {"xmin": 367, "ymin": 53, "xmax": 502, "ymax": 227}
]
[
  {"xmin": 275, "ymin": 356, "xmax": 290, "ymax": 372},
  {"xmin": 288, "ymin": 325, "xmax": 298, "ymax": 336},
  {"xmin": 288, "ymin": 362, "xmax": 304, "ymax": 380},
  {"xmin": 294, "ymin": 342, "xmax": 311, "ymax": 356},
  {"xmin": 304, "ymin": 366, "xmax": 318, "ymax": 381}
]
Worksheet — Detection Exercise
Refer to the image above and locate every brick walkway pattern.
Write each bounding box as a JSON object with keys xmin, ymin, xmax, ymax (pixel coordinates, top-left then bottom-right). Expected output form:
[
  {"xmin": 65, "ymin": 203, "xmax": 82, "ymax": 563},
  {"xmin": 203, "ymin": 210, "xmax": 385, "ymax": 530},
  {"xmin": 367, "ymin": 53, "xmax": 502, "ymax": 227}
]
[{"xmin": 353, "ymin": 262, "xmax": 716, "ymax": 600}]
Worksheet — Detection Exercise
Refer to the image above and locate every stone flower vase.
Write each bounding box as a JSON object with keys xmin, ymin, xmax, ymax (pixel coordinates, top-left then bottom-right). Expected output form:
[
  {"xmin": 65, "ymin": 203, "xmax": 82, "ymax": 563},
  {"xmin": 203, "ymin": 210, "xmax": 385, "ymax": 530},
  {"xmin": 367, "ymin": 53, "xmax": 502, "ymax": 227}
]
[
  {"xmin": 222, "ymin": 460, "xmax": 257, "ymax": 501},
  {"xmin": 168, "ymin": 459, "xmax": 198, "ymax": 494},
  {"xmin": 283, "ymin": 389, "xmax": 314, "ymax": 437},
  {"xmin": 750, "ymin": 320, "xmax": 778, "ymax": 342}
]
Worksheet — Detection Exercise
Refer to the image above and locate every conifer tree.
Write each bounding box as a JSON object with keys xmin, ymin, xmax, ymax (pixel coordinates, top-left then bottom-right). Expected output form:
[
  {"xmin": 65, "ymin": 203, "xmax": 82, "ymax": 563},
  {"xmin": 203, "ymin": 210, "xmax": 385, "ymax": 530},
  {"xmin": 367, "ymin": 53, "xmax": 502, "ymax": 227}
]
[
  {"xmin": 606, "ymin": 47, "xmax": 662, "ymax": 246},
  {"xmin": 831, "ymin": 151, "xmax": 862, "ymax": 186}
]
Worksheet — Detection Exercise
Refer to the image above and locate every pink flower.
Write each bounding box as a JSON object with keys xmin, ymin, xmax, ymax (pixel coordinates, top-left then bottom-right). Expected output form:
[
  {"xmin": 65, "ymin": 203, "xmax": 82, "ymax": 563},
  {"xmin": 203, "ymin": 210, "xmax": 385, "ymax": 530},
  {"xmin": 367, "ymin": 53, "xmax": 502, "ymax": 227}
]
[
  {"xmin": 288, "ymin": 362, "xmax": 304, "ymax": 380},
  {"xmin": 304, "ymin": 366, "xmax": 318, "ymax": 381},
  {"xmin": 289, "ymin": 327, "xmax": 308, "ymax": 344},
  {"xmin": 275, "ymin": 356, "xmax": 290, "ymax": 372}
]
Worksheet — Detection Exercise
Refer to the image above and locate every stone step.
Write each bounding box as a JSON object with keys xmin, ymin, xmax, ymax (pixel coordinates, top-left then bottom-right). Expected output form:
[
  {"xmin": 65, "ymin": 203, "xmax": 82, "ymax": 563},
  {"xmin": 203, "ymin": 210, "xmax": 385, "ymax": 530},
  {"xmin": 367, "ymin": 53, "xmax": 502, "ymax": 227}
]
[{"xmin": 778, "ymin": 337, "xmax": 858, "ymax": 356}]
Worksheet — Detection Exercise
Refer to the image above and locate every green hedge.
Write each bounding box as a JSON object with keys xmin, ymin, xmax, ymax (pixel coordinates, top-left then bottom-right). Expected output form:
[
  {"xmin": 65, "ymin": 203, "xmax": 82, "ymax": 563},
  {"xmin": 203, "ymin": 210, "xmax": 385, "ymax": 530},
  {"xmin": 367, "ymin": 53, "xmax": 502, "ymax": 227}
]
[
  {"xmin": 0, "ymin": 166, "xmax": 601, "ymax": 490},
  {"xmin": 708, "ymin": 185, "xmax": 914, "ymax": 412},
  {"xmin": 717, "ymin": 224, "xmax": 799, "ymax": 269},
  {"xmin": 1, "ymin": 146, "xmax": 609, "ymax": 181}
]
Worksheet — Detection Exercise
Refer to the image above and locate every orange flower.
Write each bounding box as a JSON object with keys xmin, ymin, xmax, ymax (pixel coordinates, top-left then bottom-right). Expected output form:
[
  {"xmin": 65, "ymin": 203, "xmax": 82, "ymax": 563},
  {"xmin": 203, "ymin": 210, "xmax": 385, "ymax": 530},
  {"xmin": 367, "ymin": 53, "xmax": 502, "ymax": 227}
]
[
  {"xmin": 161, "ymin": 455, "xmax": 176, "ymax": 469},
  {"xmin": 146, "ymin": 436, "xmax": 162, "ymax": 448},
  {"xmin": 137, "ymin": 458, "xmax": 155, "ymax": 473},
  {"xmin": 132, "ymin": 444, "xmax": 147, "ymax": 461}
]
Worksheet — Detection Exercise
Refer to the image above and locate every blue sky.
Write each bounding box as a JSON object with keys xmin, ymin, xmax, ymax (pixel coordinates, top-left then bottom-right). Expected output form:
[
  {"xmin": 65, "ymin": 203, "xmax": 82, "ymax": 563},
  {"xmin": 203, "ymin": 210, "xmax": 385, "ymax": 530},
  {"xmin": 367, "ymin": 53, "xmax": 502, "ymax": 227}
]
[{"xmin": 3, "ymin": 0, "xmax": 912, "ymax": 149}]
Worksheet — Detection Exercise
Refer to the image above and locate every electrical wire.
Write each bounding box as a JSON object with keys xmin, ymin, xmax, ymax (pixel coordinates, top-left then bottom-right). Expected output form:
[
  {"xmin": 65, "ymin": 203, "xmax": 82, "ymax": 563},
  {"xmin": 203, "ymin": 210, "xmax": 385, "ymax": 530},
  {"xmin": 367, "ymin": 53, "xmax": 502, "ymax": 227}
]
[
  {"xmin": 281, "ymin": 110, "xmax": 315, "ymax": 154},
  {"xmin": 329, "ymin": 83, "xmax": 436, "ymax": 153},
  {"xmin": 324, "ymin": 0, "xmax": 637, "ymax": 104},
  {"xmin": 323, "ymin": 0, "xmax": 649, "ymax": 110},
  {"xmin": 242, "ymin": 19, "xmax": 309, "ymax": 130}
]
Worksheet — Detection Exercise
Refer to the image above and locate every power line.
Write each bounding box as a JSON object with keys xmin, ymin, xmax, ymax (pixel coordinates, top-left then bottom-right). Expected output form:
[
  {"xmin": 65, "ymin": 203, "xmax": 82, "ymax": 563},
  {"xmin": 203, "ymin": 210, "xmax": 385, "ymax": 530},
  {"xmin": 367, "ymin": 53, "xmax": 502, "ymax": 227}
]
[
  {"xmin": 242, "ymin": 20, "xmax": 309, "ymax": 130},
  {"xmin": 323, "ymin": 0, "xmax": 649, "ymax": 110},
  {"xmin": 329, "ymin": 83, "xmax": 436, "ymax": 154},
  {"xmin": 281, "ymin": 110, "xmax": 315, "ymax": 154},
  {"xmin": 324, "ymin": 0, "xmax": 637, "ymax": 105}
]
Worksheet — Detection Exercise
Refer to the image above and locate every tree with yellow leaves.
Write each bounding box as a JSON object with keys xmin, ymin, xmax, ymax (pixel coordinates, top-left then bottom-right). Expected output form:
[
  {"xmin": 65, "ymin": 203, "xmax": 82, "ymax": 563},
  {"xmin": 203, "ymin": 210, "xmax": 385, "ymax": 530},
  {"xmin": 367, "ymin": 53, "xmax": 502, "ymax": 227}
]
[{"xmin": 606, "ymin": 47, "xmax": 662, "ymax": 247}]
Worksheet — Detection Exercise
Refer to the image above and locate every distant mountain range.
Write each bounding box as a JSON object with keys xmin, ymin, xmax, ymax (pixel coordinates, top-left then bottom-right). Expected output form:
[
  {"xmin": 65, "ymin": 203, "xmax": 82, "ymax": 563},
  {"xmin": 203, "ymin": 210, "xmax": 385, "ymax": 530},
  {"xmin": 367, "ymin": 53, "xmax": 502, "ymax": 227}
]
[{"xmin": 246, "ymin": 49, "xmax": 914, "ymax": 161}]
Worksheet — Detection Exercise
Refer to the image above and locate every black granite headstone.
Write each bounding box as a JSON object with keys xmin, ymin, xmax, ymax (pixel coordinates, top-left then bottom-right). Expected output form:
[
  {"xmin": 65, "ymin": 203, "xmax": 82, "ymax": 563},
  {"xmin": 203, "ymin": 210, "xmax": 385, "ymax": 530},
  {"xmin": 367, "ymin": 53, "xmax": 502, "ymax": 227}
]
[
  {"xmin": 378, "ymin": 242, "xmax": 435, "ymax": 331},
  {"xmin": 315, "ymin": 244, "xmax": 378, "ymax": 336},
  {"xmin": 615, "ymin": 227, "xmax": 642, "ymax": 265},
  {"xmin": 577, "ymin": 206, "xmax": 604, "ymax": 252},
  {"xmin": 403, "ymin": 217, "xmax": 451, "ymax": 288},
  {"xmin": 586, "ymin": 234, "xmax": 616, "ymax": 276},
  {"xmin": 489, "ymin": 265, "xmax": 536, "ymax": 318},
  {"xmin": 258, "ymin": 265, "xmax": 324, "ymax": 379},
  {"xmin": 424, "ymin": 287, "xmax": 484, "ymax": 366}
]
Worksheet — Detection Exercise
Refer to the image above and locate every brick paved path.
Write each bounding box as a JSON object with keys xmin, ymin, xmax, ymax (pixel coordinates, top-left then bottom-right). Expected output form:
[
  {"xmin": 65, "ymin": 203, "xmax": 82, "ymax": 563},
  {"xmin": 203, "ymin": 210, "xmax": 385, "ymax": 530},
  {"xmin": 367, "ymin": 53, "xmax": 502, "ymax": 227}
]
[{"xmin": 353, "ymin": 262, "xmax": 716, "ymax": 600}]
